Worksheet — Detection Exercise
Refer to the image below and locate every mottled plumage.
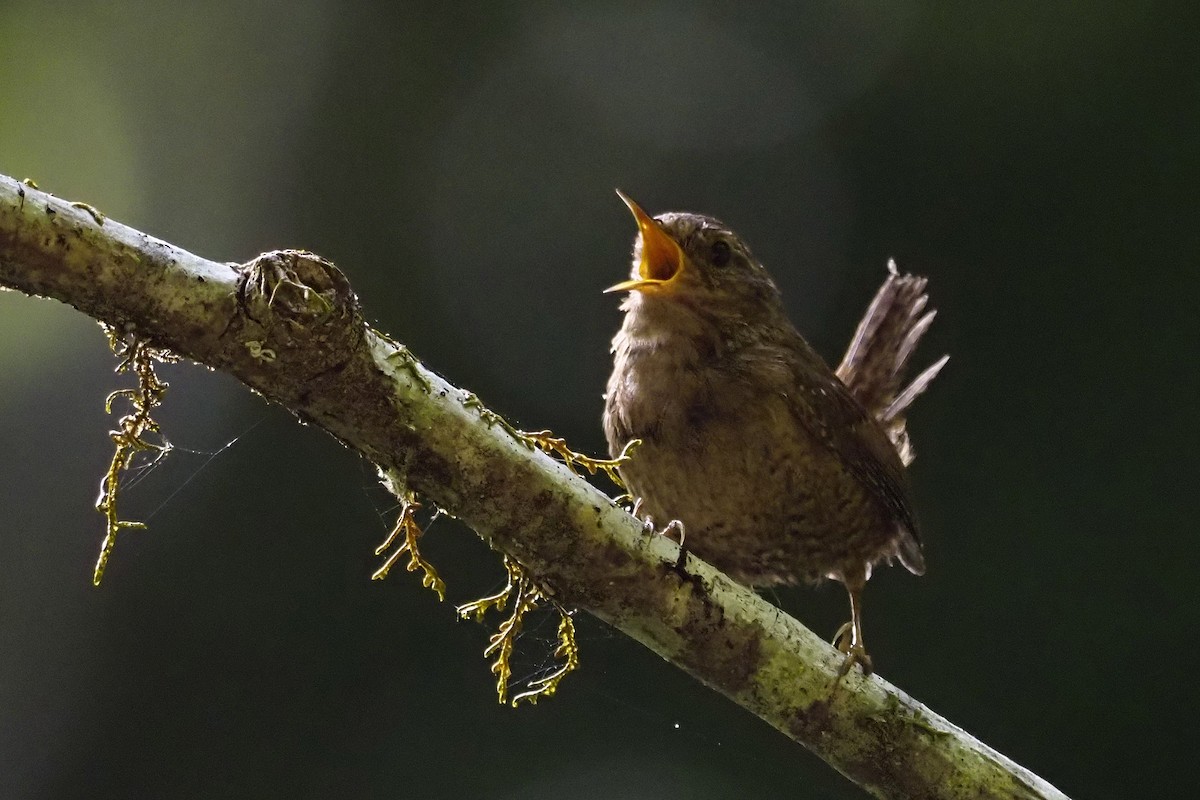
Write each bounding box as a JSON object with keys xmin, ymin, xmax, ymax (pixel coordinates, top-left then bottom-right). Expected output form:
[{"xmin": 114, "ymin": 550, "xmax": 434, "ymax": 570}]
[{"xmin": 603, "ymin": 195, "xmax": 946, "ymax": 672}]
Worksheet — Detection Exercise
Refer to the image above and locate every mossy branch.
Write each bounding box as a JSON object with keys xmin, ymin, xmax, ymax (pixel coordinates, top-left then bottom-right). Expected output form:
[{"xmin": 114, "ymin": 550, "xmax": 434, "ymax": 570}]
[{"xmin": 0, "ymin": 175, "xmax": 1069, "ymax": 800}]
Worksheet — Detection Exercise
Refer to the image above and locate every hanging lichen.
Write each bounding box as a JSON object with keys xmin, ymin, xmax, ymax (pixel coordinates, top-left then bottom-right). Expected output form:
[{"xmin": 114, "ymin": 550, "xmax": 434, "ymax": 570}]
[
  {"xmin": 372, "ymin": 496, "xmax": 446, "ymax": 601},
  {"xmin": 456, "ymin": 556, "xmax": 580, "ymax": 707},
  {"xmin": 510, "ymin": 606, "xmax": 580, "ymax": 706},
  {"xmin": 93, "ymin": 326, "xmax": 175, "ymax": 585},
  {"xmin": 450, "ymin": 393, "xmax": 640, "ymax": 706}
]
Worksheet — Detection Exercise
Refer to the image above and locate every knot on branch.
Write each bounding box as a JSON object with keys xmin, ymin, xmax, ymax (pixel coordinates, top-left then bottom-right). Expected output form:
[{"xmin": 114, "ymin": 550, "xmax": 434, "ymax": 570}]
[{"xmin": 235, "ymin": 249, "xmax": 363, "ymax": 379}]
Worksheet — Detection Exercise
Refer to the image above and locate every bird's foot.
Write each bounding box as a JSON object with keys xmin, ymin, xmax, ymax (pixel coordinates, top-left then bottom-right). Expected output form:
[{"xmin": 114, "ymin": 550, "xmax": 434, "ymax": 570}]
[
  {"xmin": 833, "ymin": 623, "xmax": 874, "ymax": 677},
  {"xmin": 631, "ymin": 498, "xmax": 659, "ymax": 537},
  {"xmin": 836, "ymin": 646, "xmax": 874, "ymax": 678},
  {"xmin": 661, "ymin": 518, "xmax": 686, "ymax": 546},
  {"xmin": 662, "ymin": 519, "xmax": 688, "ymax": 573},
  {"xmin": 643, "ymin": 518, "xmax": 689, "ymax": 574},
  {"xmin": 629, "ymin": 502, "xmax": 689, "ymax": 574}
]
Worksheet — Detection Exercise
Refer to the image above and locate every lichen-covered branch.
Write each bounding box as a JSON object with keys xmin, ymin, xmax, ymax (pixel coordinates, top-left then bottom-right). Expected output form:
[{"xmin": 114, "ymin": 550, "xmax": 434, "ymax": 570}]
[{"xmin": 0, "ymin": 175, "xmax": 1069, "ymax": 800}]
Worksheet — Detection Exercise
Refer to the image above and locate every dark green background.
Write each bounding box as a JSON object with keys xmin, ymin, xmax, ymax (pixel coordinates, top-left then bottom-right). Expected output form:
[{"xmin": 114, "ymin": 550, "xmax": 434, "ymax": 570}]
[{"xmin": 2, "ymin": 2, "xmax": 1196, "ymax": 798}]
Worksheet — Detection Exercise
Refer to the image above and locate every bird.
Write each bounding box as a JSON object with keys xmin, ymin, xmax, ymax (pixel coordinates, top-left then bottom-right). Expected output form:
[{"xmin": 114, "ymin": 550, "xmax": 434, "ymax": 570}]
[{"xmin": 602, "ymin": 191, "xmax": 947, "ymax": 674}]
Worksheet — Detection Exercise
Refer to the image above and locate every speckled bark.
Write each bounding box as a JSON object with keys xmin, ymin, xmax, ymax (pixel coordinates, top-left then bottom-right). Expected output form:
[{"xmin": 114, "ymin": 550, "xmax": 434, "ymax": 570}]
[{"xmin": 0, "ymin": 175, "xmax": 1069, "ymax": 800}]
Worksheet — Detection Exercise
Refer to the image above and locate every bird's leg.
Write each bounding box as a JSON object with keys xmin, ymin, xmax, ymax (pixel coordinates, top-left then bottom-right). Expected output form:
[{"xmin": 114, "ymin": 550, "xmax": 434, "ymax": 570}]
[{"xmin": 834, "ymin": 575, "xmax": 873, "ymax": 676}]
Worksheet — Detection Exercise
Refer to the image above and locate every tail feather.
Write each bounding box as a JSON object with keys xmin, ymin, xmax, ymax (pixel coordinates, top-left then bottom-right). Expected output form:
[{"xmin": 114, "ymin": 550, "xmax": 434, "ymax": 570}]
[{"xmin": 837, "ymin": 260, "xmax": 947, "ymax": 467}]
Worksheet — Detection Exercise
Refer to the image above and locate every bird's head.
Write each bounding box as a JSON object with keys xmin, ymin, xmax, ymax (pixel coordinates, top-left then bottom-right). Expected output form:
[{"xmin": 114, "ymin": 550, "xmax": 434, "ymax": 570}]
[{"xmin": 607, "ymin": 191, "xmax": 785, "ymax": 321}]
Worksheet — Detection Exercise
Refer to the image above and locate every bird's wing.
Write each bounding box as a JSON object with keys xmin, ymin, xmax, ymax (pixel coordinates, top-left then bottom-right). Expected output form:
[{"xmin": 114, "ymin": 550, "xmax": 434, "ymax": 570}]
[
  {"xmin": 747, "ymin": 333, "xmax": 926, "ymax": 574},
  {"xmin": 808, "ymin": 366, "xmax": 926, "ymax": 574}
]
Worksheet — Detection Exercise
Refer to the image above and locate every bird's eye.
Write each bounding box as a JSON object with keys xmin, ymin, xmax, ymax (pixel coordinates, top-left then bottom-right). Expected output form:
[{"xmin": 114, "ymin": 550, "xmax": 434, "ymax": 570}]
[{"xmin": 710, "ymin": 239, "xmax": 732, "ymax": 267}]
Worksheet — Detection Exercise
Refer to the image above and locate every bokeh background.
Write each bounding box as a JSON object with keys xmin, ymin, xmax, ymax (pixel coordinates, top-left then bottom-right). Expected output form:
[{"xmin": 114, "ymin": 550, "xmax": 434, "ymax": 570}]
[{"xmin": 1, "ymin": 2, "xmax": 1196, "ymax": 798}]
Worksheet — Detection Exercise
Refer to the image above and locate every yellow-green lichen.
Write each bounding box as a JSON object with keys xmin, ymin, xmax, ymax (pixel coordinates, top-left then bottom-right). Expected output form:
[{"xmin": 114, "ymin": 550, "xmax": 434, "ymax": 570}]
[
  {"xmin": 92, "ymin": 327, "xmax": 175, "ymax": 585},
  {"xmin": 511, "ymin": 609, "xmax": 580, "ymax": 706},
  {"xmin": 457, "ymin": 556, "xmax": 580, "ymax": 707},
  {"xmin": 69, "ymin": 201, "xmax": 106, "ymax": 225},
  {"xmin": 451, "ymin": 396, "xmax": 649, "ymax": 705},
  {"xmin": 461, "ymin": 391, "xmax": 525, "ymax": 441},
  {"xmin": 384, "ymin": 343, "xmax": 431, "ymax": 393},
  {"xmin": 371, "ymin": 496, "xmax": 445, "ymax": 601},
  {"xmin": 460, "ymin": 391, "xmax": 639, "ymax": 488},
  {"xmin": 244, "ymin": 340, "xmax": 276, "ymax": 362},
  {"xmin": 517, "ymin": 429, "xmax": 639, "ymax": 487}
]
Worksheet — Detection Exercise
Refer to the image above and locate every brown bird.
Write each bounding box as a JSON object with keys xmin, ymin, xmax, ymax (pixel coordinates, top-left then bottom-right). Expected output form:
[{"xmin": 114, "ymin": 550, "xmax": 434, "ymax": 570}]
[{"xmin": 603, "ymin": 192, "xmax": 947, "ymax": 674}]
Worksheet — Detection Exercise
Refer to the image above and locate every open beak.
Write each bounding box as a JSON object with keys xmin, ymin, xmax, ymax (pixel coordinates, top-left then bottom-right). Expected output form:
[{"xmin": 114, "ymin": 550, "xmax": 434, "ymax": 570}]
[{"xmin": 605, "ymin": 190, "xmax": 686, "ymax": 293}]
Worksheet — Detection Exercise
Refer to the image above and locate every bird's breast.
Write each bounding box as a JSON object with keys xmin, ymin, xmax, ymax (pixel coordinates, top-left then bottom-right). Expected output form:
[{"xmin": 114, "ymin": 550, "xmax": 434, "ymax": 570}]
[{"xmin": 604, "ymin": 326, "xmax": 726, "ymax": 450}]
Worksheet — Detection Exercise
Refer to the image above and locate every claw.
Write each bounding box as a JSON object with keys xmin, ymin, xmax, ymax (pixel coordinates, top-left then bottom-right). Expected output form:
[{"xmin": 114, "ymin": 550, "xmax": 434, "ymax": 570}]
[
  {"xmin": 628, "ymin": 502, "xmax": 689, "ymax": 574},
  {"xmin": 662, "ymin": 519, "xmax": 688, "ymax": 573},
  {"xmin": 662, "ymin": 519, "xmax": 686, "ymax": 546},
  {"xmin": 630, "ymin": 498, "xmax": 658, "ymax": 536},
  {"xmin": 836, "ymin": 645, "xmax": 874, "ymax": 677}
]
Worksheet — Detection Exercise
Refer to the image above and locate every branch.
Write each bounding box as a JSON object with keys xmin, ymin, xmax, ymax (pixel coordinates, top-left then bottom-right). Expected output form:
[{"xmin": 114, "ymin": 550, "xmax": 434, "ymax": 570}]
[{"xmin": 0, "ymin": 175, "xmax": 1068, "ymax": 800}]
